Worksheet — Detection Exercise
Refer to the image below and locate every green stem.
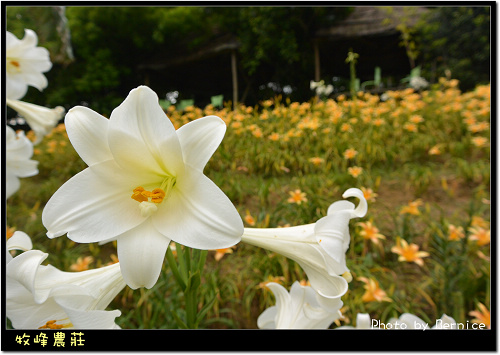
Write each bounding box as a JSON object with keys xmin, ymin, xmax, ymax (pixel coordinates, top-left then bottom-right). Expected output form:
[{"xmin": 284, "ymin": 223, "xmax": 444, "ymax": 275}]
[
  {"xmin": 185, "ymin": 285, "xmax": 197, "ymax": 328},
  {"xmin": 166, "ymin": 244, "xmax": 209, "ymax": 329},
  {"xmin": 175, "ymin": 242, "xmax": 188, "ymax": 281}
]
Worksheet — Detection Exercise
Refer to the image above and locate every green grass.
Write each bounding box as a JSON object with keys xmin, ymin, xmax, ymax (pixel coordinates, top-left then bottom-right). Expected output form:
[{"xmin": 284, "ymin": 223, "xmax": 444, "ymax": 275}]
[{"xmin": 7, "ymin": 79, "xmax": 490, "ymax": 329}]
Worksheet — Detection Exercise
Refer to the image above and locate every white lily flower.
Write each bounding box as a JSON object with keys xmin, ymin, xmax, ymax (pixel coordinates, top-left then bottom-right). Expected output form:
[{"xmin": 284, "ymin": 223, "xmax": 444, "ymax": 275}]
[
  {"xmin": 6, "ymin": 125, "xmax": 39, "ymax": 198},
  {"xmin": 42, "ymin": 86, "xmax": 244, "ymax": 289},
  {"xmin": 6, "ymin": 230, "xmax": 33, "ymax": 263},
  {"xmin": 6, "ymin": 99, "xmax": 65, "ymax": 144},
  {"xmin": 6, "ymin": 249, "xmax": 125, "ymax": 329},
  {"xmin": 6, "ymin": 29, "xmax": 52, "ymax": 100},
  {"xmin": 257, "ymin": 281, "xmax": 343, "ymax": 329},
  {"xmin": 409, "ymin": 76, "xmax": 429, "ymax": 91},
  {"xmin": 241, "ymin": 188, "xmax": 367, "ymax": 300}
]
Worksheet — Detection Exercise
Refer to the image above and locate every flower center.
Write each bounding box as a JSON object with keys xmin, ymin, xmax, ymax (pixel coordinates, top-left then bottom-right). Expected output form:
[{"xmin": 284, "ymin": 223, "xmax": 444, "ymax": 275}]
[
  {"xmin": 131, "ymin": 176, "xmax": 176, "ymax": 217},
  {"xmin": 38, "ymin": 319, "xmax": 73, "ymax": 329},
  {"xmin": 402, "ymin": 249, "xmax": 417, "ymax": 262},
  {"xmin": 6, "ymin": 59, "xmax": 21, "ymax": 74}
]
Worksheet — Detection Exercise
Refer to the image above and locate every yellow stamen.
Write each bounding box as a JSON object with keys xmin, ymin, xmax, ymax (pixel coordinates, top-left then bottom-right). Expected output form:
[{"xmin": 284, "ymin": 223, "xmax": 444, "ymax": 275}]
[
  {"xmin": 130, "ymin": 175, "xmax": 176, "ymax": 217},
  {"xmin": 131, "ymin": 176, "xmax": 176, "ymax": 217},
  {"xmin": 143, "ymin": 188, "xmax": 166, "ymax": 203},
  {"xmin": 38, "ymin": 319, "xmax": 73, "ymax": 329},
  {"xmin": 131, "ymin": 186, "xmax": 148, "ymax": 203},
  {"xmin": 10, "ymin": 60, "xmax": 20, "ymax": 68},
  {"xmin": 131, "ymin": 186, "xmax": 166, "ymax": 204}
]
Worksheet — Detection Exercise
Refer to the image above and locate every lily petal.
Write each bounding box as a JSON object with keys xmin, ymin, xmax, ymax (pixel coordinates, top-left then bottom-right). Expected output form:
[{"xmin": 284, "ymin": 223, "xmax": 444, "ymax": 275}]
[
  {"xmin": 55, "ymin": 295, "xmax": 122, "ymax": 329},
  {"xmin": 266, "ymin": 282, "xmax": 293, "ymax": 328},
  {"xmin": 6, "ymin": 126, "xmax": 38, "ymax": 180},
  {"xmin": 256, "ymin": 306, "xmax": 277, "ymax": 329},
  {"xmin": 6, "ymin": 250, "xmax": 47, "ymax": 297},
  {"xmin": 341, "ymin": 188, "xmax": 368, "ymax": 217},
  {"xmin": 314, "ymin": 211, "xmax": 352, "ymax": 270},
  {"xmin": 6, "ymin": 172, "xmax": 21, "ymax": 200},
  {"xmin": 153, "ymin": 165, "xmax": 243, "ymax": 249},
  {"xmin": 6, "ymin": 231, "xmax": 33, "ymax": 263},
  {"xmin": 6, "ymin": 79, "xmax": 28, "ymax": 101},
  {"xmin": 117, "ymin": 219, "xmax": 170, "ymax": 289},
  {"xmin": 7, "ymin": 231, "xmax": 33, "ymax": 252},
  {"xmin": 65, "ymin": 106, "xmax": 112, "ymax": 166},
  {"xmin": 107, "ymin": 86, "xmax": 184, "ymax": 177},
  {"xmin": 42, "ymin": 160, "xmax": 147, "ymax": 242},
  {"xmin": 176, "ymin": 115, "xmax": 226, "ymax": 171}
]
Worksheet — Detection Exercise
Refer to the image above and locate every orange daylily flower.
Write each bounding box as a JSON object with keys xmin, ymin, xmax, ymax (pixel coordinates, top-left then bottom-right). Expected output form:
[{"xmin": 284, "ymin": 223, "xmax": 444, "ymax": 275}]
[
  {"xmin": 468, "ymin": 226, "xmax": 490, "ymax": 246},
  {"xmin": 343, "ymin": 148, "xmax": 358, "ymax": 160},
  {"xmin": 372, "ymin": 118, "xmax": 386, "ymax": 126},
  {"xmin": 358, "ymin": 277, "xmax": 392, "ymax": 303},
  {"xmin": 258, "ymin": 275, "xmax": 286, "ymax": 290},
  {"xmin": 391, "ymin": 237, "xmax": 429, "ymax": 266},
  {"xmin": 244, "ymin": 210, "xmax": 256, "ymax": 226},
  {"xmin": 308, "ymin": 157, "xmax": 325, "ymax": 166},
  {"xmin": 106, "ymin": 254, "xmax": 119, "ymax": 265},
  {"xmin": 471, "ymin": 216, "xmax": 489, "ymax": 229},
  {"xmin": 400, "ymin": 199, "xmax": 423, "ymax": 215},
  {"xmin": 347, "ymin": 166, "xmax": 363, "ymax": 178},
  {"xmin": 6, "ymin": 226, "xmax": 16, "ymax": 239},
  {"xmin": 409, "ymin": 115, "xmax": 424, "ymax": 124},
  {"xmin": 447, "ymin": 224, "xmax": 465, "ymax": 241},
  {"xmin": 403, "ymin": 122, "xmax": 418, "ymax": 132},
  {"xmin": 69, "ymin": 256, "xmax": 94, "ymax": 272},
  {"xmin": 471, "ymin": 136, "xmax": 488, "ymax": 147},
  {"xmin": 268, "ymin": 132, "xmax": 280, "ymax": 141},
  {"xmin": 468, "ymin": 121, "xmax": 489, "ymax": 133},
  {"xmin": 214, "ymin": 246, "xmax": 236, "ymax": 262},
  {"xmin": 287, "ymin": 189, "xmax": 308, "ymax": 205},
  {"xmin": 357, "ymin": 221, "xmax": 386, "ymax": 245},
  {"xmin": 340, "ymin": 123, "xmax": 352, "ymax": 132},
  {"xmin": 469, "ymin": 303, "xmax": 490, "ymax": 329},
  {"xmin": 360, "ymin": 187, "xmax": 378, "ymax": 202},
  {"xmin": 428, "ymin": 145, "xmax": 442, "ymax": 155}
]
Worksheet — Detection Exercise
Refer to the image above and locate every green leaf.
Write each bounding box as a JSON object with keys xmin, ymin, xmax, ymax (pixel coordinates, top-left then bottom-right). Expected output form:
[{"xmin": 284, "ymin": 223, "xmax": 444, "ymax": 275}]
[
  {"xmin": 165, "ymin": 246, "xmax": 187, "ymax": 290},
  {"xmin": 171, "ymin": 309, "xmax": 188, "ymax": 329},
  {"xmin": 195, "ymin": 293, "xmax": 218, "ymax": 327}
]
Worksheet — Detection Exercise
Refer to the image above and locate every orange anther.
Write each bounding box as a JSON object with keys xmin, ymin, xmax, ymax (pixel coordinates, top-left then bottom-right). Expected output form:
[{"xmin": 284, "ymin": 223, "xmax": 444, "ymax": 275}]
[
  {"xmin": 131, "ymin": 186, "xmax": 166, "ymax": 204},
  {"xmin": 38, "ymin": 320, "xmax": 64, "ymax": 329},
  {"xmin": 131, "ymin": 186, "xmax": 148, "ymax": 203},
  {"xmin": 150, "ymin": 188, "xmax": 166, "ymax": 203}
]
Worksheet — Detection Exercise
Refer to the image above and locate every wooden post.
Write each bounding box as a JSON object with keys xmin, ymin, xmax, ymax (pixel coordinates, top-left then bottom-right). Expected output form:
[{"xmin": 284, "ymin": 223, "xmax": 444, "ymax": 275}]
[
  {"xmin": 231, "ymin": 50, "xmax": 238, "ymax": 110},
  {"xmin": 314, "ymin": 40, "xmax": 320, "ymax": 82}
]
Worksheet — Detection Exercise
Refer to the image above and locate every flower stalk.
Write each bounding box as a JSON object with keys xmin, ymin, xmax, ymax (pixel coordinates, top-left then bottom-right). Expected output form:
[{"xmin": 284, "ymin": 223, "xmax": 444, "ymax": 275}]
[{"xmin": 166, "ymin": 243, "xmax": 213, "ymax": 329}]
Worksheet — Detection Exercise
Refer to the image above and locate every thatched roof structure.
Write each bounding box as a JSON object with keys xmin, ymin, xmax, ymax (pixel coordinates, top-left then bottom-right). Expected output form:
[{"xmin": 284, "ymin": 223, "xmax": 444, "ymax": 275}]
[
  {"xmin": 140, "ymin": 6, "xmax": 429, "ymax": 107},
  {"xmin": 315, "ymin": 6, "xmax": 427, "ymax": 39},
  {"xmin": 140, "ymin": 34, "xmax": 239, "ymax": 71}
]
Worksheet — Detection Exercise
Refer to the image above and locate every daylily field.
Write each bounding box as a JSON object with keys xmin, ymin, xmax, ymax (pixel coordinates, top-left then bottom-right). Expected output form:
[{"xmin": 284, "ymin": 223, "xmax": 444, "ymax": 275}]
[{"xmin": 6, "ymin": 78, "xmax": 491, "ymax": 329}]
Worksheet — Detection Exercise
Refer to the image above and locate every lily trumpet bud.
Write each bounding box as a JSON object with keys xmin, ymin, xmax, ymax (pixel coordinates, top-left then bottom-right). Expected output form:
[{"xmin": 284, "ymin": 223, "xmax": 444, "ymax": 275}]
[{"xmin": 241, "ymin": 188, "xmax": 367, "ymax": 301}]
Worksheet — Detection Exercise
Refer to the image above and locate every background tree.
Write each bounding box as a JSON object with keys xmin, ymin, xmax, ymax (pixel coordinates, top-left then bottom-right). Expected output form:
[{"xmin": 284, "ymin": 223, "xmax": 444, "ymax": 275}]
[
  {"xmin": 6, "ymin": 6, "xmax": 491, "ymax": 112},
  {"xmin": 414, "ymin": 6, "xmax": 490, "ymax": 90}
]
